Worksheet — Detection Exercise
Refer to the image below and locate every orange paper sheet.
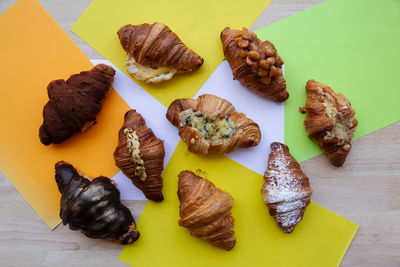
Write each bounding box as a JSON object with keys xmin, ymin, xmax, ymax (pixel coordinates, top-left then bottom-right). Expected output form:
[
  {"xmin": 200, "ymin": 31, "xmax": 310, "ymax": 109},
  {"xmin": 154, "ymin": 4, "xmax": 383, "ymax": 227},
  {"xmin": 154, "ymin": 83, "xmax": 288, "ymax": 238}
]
[{"xmin": 0, "ymin": 0, "xmax": 129, "ymax": 229}]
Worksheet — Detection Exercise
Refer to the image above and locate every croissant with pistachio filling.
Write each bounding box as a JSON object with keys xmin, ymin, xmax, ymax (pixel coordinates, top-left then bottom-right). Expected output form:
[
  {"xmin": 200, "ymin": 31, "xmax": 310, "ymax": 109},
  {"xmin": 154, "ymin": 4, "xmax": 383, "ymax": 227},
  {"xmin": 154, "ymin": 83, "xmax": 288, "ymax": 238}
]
[
  {"xmin": 221, "ymin": 27, "xmax": 288, "ymax": 102},
  {"xmin": 300, "ymin": 80, "xmax": 358, "ymax": 167},
  {"xmin": 114, "ymin": 110, "xmax": 165, "ymax": 202},
  {"xmin": 117, "ymin": 22, "xmax": 204, "ymax": 83},
  {"xmin": 39, "ymin": 64, "xmax": 115, "ymax": 145},
  {"xmin": 178, "ymin": 170, "xmax": 236, "ymax": 251},
  {"xmin": 55, "ymin": 161, "xmax": 140, "ymax": 244},
  {"xmin": 166, "ymin": 94, "xmax": 261, "ymax": 154}
]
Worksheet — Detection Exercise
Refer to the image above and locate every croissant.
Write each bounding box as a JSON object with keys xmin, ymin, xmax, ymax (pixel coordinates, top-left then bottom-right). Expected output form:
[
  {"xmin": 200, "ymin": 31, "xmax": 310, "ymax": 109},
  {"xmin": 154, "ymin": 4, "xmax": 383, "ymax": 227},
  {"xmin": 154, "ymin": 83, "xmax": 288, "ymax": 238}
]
[
  {"xmin": 300, "ymin": 80, "xmax": 358, "ymax": 167},
  {"xmin": 261, "ymin": 142, "xmax": 312, "ymax": 233},
  {"xmin": 55, "ymin": 161, "xmax": 140, "ymax": 244},
  {"xmin": 178, "ymin": 171, "xmax": 236, "ymax": 250},
  {"xmin": 113, "ymin": 110, "xmax": 165, "ymax": 202},
  {"xmin": 166, "ymin": 94, "xmax": 261, "ymax": 154},
  {"xmin": 39, "ymin": 64, "xmax": 115, "ymax": 146},
  {"xmin": 117, "ymin": 22, "xmax": 204, "ymax": 83},
  {"xmin": 221, "ymin": 27, "xmax": 288, "ymax": 102}
]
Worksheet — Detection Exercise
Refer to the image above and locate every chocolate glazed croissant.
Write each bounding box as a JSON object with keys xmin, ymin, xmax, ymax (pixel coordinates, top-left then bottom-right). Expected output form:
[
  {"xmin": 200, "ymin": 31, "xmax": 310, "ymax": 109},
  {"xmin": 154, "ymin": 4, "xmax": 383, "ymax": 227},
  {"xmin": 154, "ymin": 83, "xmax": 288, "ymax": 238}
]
[
  {"xmin": 39, "ymin": 64, "xmax": 115, "ymax": 145},
  {"xmin": 55, "ymin": 161, "xmax": 140, "ymax": 244},
  {"xmin": 114, "ymin": 110, "xmax": 165, "ymax": 202},
  {"xmin": 117, "ymin": 22, "xmax": 204, "ymax": 83},
  {"xmin": 300, "ymin": 80, "xmax": 358, "ymax": 166},
  {"xmin": 178, "ymin": 171, "xmax": 236, "ymax": 251},
  {"xmin": 221, "ymin": 27, "xmax": 288, "ymax": 102},
  {"xmin": 166, "ymin": 94, "xmax": 261, "ymax": 154},
  {"xmin": 261, "ymin": 142, "xmax": 312, "ymax": 233}
]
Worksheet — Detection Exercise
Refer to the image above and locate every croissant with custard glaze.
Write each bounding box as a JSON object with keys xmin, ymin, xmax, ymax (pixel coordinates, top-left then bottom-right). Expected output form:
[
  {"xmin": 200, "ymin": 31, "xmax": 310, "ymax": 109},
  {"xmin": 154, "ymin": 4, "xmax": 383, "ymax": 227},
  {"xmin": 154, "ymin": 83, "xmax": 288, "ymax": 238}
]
[
  {"xmin": 117, "ymin": 22, "xmax": 204, "ymax": 83},
  {"xmin": 178, "ymin": 170, "xmax": 236, "ymax": 251},
  {"xmin": 166, "ymin": 94, "xmax": 261, "ymax": 154},
  {"xmin": 39, "ymin": 64, "xmax": 115, "ymax": 145},
  {"xmin": 261, "ymin": 142, "xmax": 312, "ymax": 233},
  {"xmin": 114, "ymin": 110, "xmax": 165, "ymax": 202},
  {"xmin": 221, "ymin": 27, "xmax": 288, "ymax": 102},
  {"xmin": 55, "ymin": 161, "xmax": 140, "ymax": 244},
  {"xmin": 300, "ymin": 80, "xmax": 358, "ymax": 167}
]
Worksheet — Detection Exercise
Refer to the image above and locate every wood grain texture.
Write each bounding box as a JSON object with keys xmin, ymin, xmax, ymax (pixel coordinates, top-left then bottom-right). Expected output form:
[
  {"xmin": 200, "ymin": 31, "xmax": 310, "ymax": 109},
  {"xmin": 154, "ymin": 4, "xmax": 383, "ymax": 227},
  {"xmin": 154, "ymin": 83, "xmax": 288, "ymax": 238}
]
[{"xmin": 0, "ymin": 0, "xmax": 399, "ymax": 266}]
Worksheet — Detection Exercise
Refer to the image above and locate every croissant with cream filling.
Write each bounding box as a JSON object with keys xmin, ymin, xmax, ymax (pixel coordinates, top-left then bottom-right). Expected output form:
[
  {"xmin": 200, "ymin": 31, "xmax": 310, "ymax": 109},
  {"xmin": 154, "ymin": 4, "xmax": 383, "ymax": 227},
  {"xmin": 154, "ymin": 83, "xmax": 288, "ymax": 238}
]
[{"xmin": 117, "ymin": 22, "xmax": 203, "ymax": 83}]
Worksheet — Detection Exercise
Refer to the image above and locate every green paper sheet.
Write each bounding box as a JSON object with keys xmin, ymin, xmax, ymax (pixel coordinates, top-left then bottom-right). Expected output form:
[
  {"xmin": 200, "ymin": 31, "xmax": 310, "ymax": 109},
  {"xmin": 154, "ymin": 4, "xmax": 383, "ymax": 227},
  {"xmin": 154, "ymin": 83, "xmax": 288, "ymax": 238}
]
[
  {"xmin": 256, "ymin": 0, "xmax": 400, "ymax": 162},
  {"xmin": 71, "ymin": 0, "xmax": 271, "ymax": 107}
]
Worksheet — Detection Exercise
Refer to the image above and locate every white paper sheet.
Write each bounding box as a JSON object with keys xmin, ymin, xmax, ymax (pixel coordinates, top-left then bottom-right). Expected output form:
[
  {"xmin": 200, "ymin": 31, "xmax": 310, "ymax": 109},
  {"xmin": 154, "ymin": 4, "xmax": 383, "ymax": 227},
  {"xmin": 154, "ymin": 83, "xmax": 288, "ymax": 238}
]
[{"xmin": 90, "ymin": 59, "xmax": 284, "ymax": 200}]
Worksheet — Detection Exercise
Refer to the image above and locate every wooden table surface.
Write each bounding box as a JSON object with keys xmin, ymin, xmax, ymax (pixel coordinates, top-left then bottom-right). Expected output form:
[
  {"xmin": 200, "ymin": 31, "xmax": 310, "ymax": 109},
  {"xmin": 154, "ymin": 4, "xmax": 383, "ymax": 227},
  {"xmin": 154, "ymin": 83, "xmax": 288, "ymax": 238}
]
[{"xmin": 0, "ymin": 0, "xmax": 399, "ymax": 266}]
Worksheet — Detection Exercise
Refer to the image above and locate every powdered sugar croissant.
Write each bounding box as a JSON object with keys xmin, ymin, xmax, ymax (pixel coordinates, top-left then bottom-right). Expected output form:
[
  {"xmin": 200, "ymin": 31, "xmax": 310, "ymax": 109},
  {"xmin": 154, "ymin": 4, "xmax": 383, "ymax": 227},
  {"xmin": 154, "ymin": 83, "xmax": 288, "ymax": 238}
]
[
  {"xmin": 261, "ymin": 142, "xmax": 312, "ymax": 233},
  {"xmin": 166, "ymin": 94, "xmax": 261, "ymax": 154},
  {"xmin": 221, "ymin": 27, "xmax": 288, "ymax": 102},
  {"xmin": 39, "ymin": 64, "xmax": 115, "ymax": 145},
  {"xmin": 113, "ymin": 110, "xmax": 165, "ymax": 202},
  {"xmin": 300, "ymin": 80, "xmax": 358, "ymax": 167},
  {"xmin": 117, "ymin": 22, "xmax": 204, "ymax": 83},
  {"xmin": 178, "ymin": 170, "xmax": 236, "ymax": 251}
]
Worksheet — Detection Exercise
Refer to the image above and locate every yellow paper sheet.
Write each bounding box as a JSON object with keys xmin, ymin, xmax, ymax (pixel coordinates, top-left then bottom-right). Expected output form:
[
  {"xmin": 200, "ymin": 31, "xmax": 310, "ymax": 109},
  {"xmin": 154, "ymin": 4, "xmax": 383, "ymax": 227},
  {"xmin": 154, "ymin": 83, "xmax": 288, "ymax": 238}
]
[
  {"xmin": 120, "ymin": 141, "xmax": 358, "ymax": 267},
  {"xmin": 71, "ymin": 0, "xmax": 271, "ymax": 107},
  {"xmin": 0, "ymin": 0, "xmax": 129, "ymax": 229}
]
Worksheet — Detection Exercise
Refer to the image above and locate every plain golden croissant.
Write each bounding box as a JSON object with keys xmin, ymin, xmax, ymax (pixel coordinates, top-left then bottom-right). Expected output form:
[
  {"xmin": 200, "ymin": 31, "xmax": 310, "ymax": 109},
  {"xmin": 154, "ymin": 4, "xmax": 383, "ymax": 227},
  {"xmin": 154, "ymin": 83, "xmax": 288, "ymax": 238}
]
[
  {"xmin": 178, "ymin": 170, "xmax": 236, "ymax": 251},
  {"xmin": 261, "ymin": 142, "xmax": 312, "ymax": 233},
  {"xmin": 166, "ymin": 94, "xmax": 261, "ymax": 154},
  {"xmin": 221, "ymin": 27, "xmax": 288, "ymax": 102},
  {"xmin": 117, "ymin": 22, "xmax": 204, "ymax": 83},
  {"xmin": 113, "ymin": 110, "xmax": 165, "ymax": 202},
  {"xmin": 300, "ymin": 80, "xmax": 358, "ymax": 167},
  {"xmin": 39, "ymin": 64, "xmax": 115, "ymax": 145},
  {"xmin": 55, "ymin": 161, "xmax": 140, "ymax": 244}
]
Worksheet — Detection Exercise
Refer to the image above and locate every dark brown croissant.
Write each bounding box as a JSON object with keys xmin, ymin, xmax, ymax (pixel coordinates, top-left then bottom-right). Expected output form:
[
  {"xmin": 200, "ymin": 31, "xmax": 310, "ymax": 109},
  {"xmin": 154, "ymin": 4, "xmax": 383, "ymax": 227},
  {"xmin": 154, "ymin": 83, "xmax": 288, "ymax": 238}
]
[
  {"xmin": 113, "ymin": 110, "xmax": 165, "ymax": 202},
  {"xmin": 300, "ymin": 80, "xmax": 358, "ymax": 167},
  {"xmin": 221, "ymin": 27, "xmax": 288, "ymax": 102},
  {"xmin": 178, "ymin": 171, "xmax": 236, "ymax": 251},
  {"xmin": 55, "ymin": 161, "xmax": 140, "ymax": 244},
  {"xmin": 166, "ymin": 94, "xmax": 261, "ymax": 154},
  {"xmin": 39, "ymin": 64, "xmax": 115, "ymax": 145},
  {"xmin": 117, "ymin": 22, "xmax": 204, "ymax": 83},
  {"xmin": 261, "ymin": 142, "xmax": 312, "ymax": 233}
]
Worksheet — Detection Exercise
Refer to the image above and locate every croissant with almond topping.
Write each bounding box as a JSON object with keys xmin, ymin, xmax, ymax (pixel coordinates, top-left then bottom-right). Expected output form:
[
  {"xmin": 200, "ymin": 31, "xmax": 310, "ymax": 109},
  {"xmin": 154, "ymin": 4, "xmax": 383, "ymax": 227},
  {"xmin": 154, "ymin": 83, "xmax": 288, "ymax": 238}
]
[
  {"xmin": 166, "ymin": 94, "xmax": 261, "ymax": 154},
  {"xmin": 117, "ymin": 22, "xmax": 204, "ymax": 83},
  {"xmin": 55, "ymin": 161, "xmax": 140, "ymax": 244},
  {"xmin": 261, "ymin": 142, "xmax": 312, "ymax": 233},
  {"xmin": 300, "ymin": 80, "xmax": 358, "ymax": 167},
  {"xmin": 178, "ymin": 170, "xmax": 236, "ymax": 251},
  {"xmin": 39, "ymin": 64, "xmax": 115, "ymax": 145},
  {"xmin": 221, "ymin": 27, "xmax": 288, "ymax": 102},
  {"xmin": 113, "ymin": 110, "xmax": 165, "ymax": 201}
]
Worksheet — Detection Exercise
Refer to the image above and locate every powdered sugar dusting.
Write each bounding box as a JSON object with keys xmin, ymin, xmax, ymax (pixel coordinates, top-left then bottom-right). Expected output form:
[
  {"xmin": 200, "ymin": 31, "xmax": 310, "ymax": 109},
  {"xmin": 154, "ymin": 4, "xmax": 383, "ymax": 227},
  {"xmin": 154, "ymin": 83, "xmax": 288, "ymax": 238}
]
[{"xmin": 261, "ymin": 143, "xmax": 312, "ymax": 233}]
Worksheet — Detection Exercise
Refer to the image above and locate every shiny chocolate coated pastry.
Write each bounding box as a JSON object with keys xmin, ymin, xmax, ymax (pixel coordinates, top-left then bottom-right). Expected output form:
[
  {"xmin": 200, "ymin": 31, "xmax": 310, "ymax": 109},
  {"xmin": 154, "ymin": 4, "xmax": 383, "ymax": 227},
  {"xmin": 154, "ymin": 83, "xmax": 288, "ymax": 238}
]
[
  {"xmin": 39, "ymin": 64, "xmax": 115, "ymax": 145},
  {"xmin": 55, "ymin": 161, "xmax": 140, "ymax": 244},
  {"xmin": 221, "ymin": 27, "xmax": 288, "ymax": 102},
  {"xmin": 117, "ymin": 22, "xmax": 203, "ymax": 83}
]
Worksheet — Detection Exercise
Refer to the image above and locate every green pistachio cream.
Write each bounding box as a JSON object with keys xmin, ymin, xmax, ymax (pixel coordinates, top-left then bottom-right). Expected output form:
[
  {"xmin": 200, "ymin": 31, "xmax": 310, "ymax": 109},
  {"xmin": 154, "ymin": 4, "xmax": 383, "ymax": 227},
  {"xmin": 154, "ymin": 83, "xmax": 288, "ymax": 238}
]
[{"xmin": 124, "ymin": 128, "xmax": 147, "ymax": 181}]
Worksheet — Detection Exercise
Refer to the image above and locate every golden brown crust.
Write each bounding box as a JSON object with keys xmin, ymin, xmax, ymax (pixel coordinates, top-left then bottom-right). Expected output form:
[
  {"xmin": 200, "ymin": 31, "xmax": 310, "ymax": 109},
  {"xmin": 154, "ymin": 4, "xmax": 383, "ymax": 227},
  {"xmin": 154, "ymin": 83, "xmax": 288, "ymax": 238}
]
[
  {"xmin": 166, "ymin": 94, "xmax": 261, "ymax": 154},
  {"xmin": 220, "ymin": 27, "xmax": 288, "ymax": 102},
  {"xmin": 113, "ymin": 110, "xmax": 165, "ymax": 201},
  {"xmin": 302, "ymin": 80, "xmax": 358, "ymax": 167},
  {"xmin": 261, "ymin": 142, "xmax": 312, "ymax": 233},
  {"xmin": 117, "ymin": 22, "xmax": 203, "ymax": 72},
  {"xmin": 177, "ymin": 171, "xmax": 236, "ymax": 251}
]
